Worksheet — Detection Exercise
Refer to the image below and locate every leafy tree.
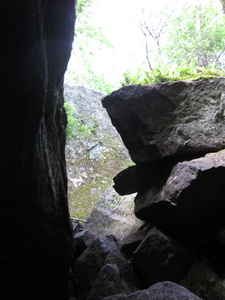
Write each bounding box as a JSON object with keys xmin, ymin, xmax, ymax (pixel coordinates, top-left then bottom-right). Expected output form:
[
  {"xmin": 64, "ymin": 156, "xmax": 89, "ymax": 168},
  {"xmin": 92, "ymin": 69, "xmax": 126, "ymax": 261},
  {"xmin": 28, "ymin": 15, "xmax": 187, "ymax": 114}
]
[
  {"xmin": 121, "ymin": 0, "xmax": 225, "ymax": 86},
  {"xmin": 66, "ymin": 0, "xmax": 114, "ymax": 93},
  {"xmin": 164, "ymin": 0, "xmax": 225, "ymax": 69},
  {"xmin": 136, "ymin": 0, "xmax": 225, "ymax": 71},
  {"xmin": 76, "ymin": 0, "xmax": 92, "ymax": 15},
  {"xmin": 138, "ymin": 0, "xmax": 178, "ymax": 70},
  {"xmin": 68, "ymin": 0, "xmax": 225, "ymax": 91}
]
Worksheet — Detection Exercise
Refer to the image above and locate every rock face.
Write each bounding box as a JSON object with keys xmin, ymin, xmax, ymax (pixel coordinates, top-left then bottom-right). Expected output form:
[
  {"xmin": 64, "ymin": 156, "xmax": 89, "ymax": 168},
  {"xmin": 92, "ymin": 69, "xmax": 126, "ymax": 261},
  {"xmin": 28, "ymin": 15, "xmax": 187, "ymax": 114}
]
[
  {"xmin": 102, "ymin": 78, "xmax": 225, "ymax": 163},
  {"xmin": 0, "ymin": 1, "xmax": 75, "ymax": 298},
  {"xmin": 64, "ymin": 85, "xmax": 131, "ymax": 219},
  {"xmin": 64, "ymin": 85, "xmax": 116, "ymax": 136}
]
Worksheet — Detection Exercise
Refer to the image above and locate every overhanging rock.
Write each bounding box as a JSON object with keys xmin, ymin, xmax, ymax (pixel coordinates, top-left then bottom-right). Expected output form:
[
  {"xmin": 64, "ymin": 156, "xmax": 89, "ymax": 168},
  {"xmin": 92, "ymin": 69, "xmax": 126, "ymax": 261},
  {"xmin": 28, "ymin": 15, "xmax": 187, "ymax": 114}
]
[{"xmin": 102, "ymin": 78, "xmax": 225, "ymax": 163}]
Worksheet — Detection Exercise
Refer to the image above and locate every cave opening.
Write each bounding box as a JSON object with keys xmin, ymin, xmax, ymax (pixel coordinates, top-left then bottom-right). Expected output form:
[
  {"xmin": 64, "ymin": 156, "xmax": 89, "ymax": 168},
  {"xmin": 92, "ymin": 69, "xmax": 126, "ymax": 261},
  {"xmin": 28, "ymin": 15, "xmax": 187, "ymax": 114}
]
[{"xmin": 2, "ymin": 0, "xmax": 225, "ymax": 299}]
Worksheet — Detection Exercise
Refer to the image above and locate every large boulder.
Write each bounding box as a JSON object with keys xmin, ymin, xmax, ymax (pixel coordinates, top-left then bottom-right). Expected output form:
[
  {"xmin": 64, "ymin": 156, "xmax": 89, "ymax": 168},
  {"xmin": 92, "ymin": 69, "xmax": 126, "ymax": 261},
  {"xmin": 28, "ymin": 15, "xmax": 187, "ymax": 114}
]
[
  {"xmin": 180, "ymin": 260, "xmax": 225, "ymax": 300},
  {"xmin": 135, "ymin": 150, "xmax": 225, "ymax": 243},
  {"xmin": 132, "ymin": 227, "xmax": 197, "ymax": 288},
  {"xmin": 71, "ymin": 235, "xmax": 138, "ymax": 300},
  {"xmin": 84, "ymin": 185, "xmax": 143, "ymax": 240},
  {"xmin": 102, "ymin": 281, "xmax": 202, "ymax": 300},
  {"xmin": 102, "ymin": 78, "xmax": 225, "ymax": 163}
]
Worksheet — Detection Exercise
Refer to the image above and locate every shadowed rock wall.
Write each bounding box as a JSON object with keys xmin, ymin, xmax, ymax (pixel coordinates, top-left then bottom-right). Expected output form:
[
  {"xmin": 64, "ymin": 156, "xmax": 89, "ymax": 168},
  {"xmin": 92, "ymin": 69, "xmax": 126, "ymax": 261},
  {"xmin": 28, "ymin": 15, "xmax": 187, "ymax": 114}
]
[{"xmin": 0, "ymin": 1, "xmax": 75, "ymax": 298}]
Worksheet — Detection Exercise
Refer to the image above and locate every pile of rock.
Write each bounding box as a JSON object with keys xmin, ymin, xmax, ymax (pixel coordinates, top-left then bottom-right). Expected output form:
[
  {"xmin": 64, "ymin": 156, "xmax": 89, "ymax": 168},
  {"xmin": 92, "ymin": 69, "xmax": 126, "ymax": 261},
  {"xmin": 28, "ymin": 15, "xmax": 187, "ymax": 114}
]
[
  {"xmin": 102, "ymin": 77, "xmax": 225, "ymax": 246},
  {"xmin": 70, "ymin": 78, "xmax": 225, "ymax": 300},
  {"xmin": 70, "ymin": 220, "xmax": 202, "ymax": 300}
]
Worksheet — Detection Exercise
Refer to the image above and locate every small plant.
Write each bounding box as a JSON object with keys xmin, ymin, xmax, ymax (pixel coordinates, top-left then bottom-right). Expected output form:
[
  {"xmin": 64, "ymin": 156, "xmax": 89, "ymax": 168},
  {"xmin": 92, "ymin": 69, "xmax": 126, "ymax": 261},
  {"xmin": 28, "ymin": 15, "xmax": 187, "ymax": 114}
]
[
  {"xmin": 120, "ymin": 64, "xmax": 225, "ymax": 86},
  {"xmin": 64, "ymin": 102, "xmax": 91, "ymax": 140}
]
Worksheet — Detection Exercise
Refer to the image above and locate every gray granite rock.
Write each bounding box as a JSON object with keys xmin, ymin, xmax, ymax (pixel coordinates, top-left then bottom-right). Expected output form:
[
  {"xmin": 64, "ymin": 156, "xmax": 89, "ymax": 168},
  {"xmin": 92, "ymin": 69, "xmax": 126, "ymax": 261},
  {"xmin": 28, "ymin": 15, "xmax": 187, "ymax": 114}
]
[
  {"xmin": 102, "ymin": 78, "xmax": 225, "ymax": 163},
  {"xmin": 135, "ymin": 150, "xmax": 225, "ymax": 243},
  {"xmin": 132, "ymin": 227, "xmax": 197, "ymax": 288},
  {"xmin": 102, "ymin": 281, "xmax": 202, "ymax": 300},
  {"xmin": 180, "ymin": 260, "xmax": 225, "ymax": 300},
  {"xmin": 85, "ymin": 185, "xmax": 143, "ymax": 240},
  {"xmin": 72, "ymin": 235, "xmax": 138, "ymax": 299}
]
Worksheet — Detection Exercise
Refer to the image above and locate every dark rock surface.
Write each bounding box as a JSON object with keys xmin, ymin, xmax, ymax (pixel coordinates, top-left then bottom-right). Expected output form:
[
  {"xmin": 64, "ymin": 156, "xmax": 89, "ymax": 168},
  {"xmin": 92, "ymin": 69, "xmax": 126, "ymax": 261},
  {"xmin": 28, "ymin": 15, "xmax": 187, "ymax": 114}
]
[
  {"xmin": 180, "ymin": 260, "xmax": 225, "ymax": 300},
  {"xmin": 73, "ymin": 229, "xmax": 97, "ymax": 260},
  {"xmin": 71, "ymin": 235, "xmax": 138, "ymax": 300},
  {"xmin": 97, "ymin": 79, "xmax": 225, "ymax": 299},
  {"xmin": 102, "ymin": 281, "xmax": 202, "ymax": 300},
  {"xmin": 132, "ymin": 227, "xmax": 197, "ymax": 288},
  {"xmin": 0, "ymin": 1, "xmax": 75, "ymax": 298},
  {"xmin": 135, "ymin": 150, "xmax": 225, "ymax": 243},
  {"xmin": 113, "ymin": 155, "xmax": 194, "ymax": 195},
  {"xmin": 102, "ymin": 78, "xmax": 225, "ymax": 163},
  {"xmin": 119, "ymin": 227, "xmax": 149, "ymax": 258}
]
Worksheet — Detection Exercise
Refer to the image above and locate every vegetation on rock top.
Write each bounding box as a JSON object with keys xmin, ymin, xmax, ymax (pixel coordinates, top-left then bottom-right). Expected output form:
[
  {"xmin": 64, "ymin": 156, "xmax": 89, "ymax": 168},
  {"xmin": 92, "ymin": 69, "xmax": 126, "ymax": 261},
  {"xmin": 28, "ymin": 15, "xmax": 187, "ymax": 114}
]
[
  {"xmin": 67, "ymin": 0, "xmax": 225, "ymax": 93},
  {"xmin": 120, "ymin": 65, "xmax": 225, "ymax": 86}
]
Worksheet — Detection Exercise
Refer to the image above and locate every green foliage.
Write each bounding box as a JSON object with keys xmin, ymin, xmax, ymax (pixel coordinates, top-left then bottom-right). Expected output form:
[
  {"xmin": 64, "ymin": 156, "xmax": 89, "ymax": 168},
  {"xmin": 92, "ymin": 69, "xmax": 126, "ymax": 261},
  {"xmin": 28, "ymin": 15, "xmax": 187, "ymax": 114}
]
[
  {"xmin": 138, "ymin": 0, "xmax": 225, "ymax": 74},
  {"xmin": 121, "ymin": 64, "xmax": 225, "ymax": 86},
  {"xmin": 164, "ymin": 1, "xmax": 225, "ymax": 69},
  {"xmin": 76, "ymin": 0, "xmax": 93, "ymax": 16},
  {"xmin": 66, "ymin": 0, "xmax": 114, "ymax": 94},
  {"xmin": 64, "ymin": 102, "xmax": 90, "ymax": 140},
  {"xmin": 121, "ymin": 0, "xmax": 225, "ymax": 87},
  {"xmin": 69, "ymin": 0, "xmax": 225, "ymax": 93},
  {"xmin": 67, "ymin": 131, "xmax": 132, "ymax": 219},
  {"xmin": 67, "ymin": 68, "xmax": 115, "ymax": 94}
]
